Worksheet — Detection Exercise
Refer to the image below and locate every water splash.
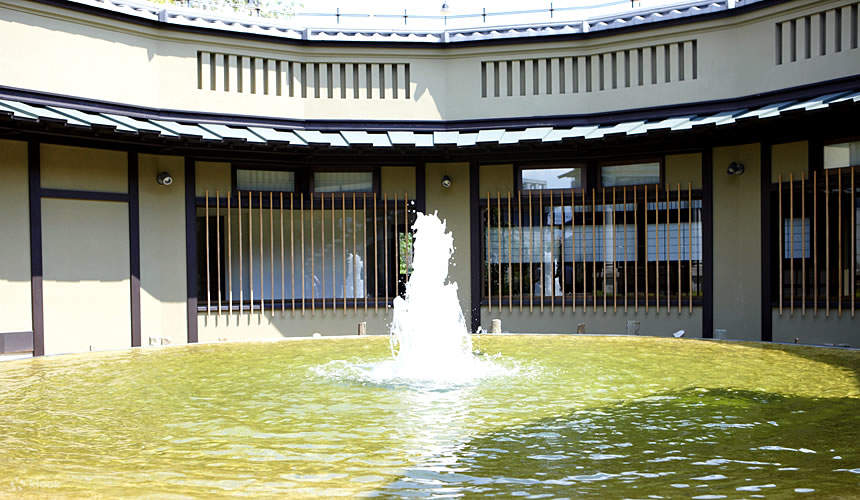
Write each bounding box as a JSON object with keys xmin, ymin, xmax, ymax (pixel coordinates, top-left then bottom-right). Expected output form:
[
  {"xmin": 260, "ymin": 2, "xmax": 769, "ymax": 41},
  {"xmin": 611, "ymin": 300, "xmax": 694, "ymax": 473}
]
[{"xmin": 316, "ymin": 212, "xmax": 516, "ymax": 388}]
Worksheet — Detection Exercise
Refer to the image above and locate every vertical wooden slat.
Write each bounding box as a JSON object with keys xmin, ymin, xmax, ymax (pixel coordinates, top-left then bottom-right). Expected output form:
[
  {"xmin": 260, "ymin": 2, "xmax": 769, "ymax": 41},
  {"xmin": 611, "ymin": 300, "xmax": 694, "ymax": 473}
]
[
  {"xmin": 373, "ymin": 193, "xmax": 378, "ymax": 312},
  {"xmin": 603, "ymin": 187, "xmax": 607, "ymax": 313},
  {"xmin": 300, "ymin": 193, "xmax": 305, "ymax": 315},
  {"xmin": 249, "ymin": 191, "xmax": 254, "ymax": 313},
  {"xmin": 205, "ymin": 190, "xmax": 210, "ymax": 316},
  {"xmin": 571, "ymin": 188, "xmax": 577, "ymax": 312},
  {"xmin": 561, "ymin": 190, "xmax": 566, "ymax": 312},
  {"xmin": 539, "ymin": 190, "xmax": 544, "ymax": 312},
  {"xmin": 635, "ymin": 187, "xmax": 639, "ymax": 312},
  {"xmin": 655, "ymin": 185, "xmax": 660, "ymax": 313},
  {"xmin": 790, "ymin": 174, "xmax": 794, "ymax": 315},
  {"xmin": 394, "ymin": 193, "xmax": 398, "ymax": 302},
  {"xmin": 259, "ymin": 191, "xmax": 264, "ymax": 315},
  {"xmin": 270, "ymin": 191, "xmax": 274, "ymax": 314},
  {"xmin": 354, "ymin": 192, "xmax": 358, "ymax": 312},
  {"xmin": 363, "ymin": 193, "xmax": 368, "ymax": 312},
  {"xmin": 290, "ymin": 193, "xmax": 295, "ymax": 314},
  {"xmin": 508, "ymin": 192, "xmax": 513, "ymax": 313},
  {"xmin": 238, "ymin": 191, "xmax": 243, "ymax": 316},
  {"xmin": 320, "ymin": 194, "xmax": 326, "ymax": 311},
  {"xmin": 778, "ymin": 175, "xmax": 783, "ymax": 315},
  {"xmin": 519, "ymin": 191, "xmax": 524, "ymax": 312},
  {"xmin": 530, "ymin": 190, "xmax": 534, "ymax": 312},
  {"xmin": 308, "ymin": 190, "xmax": 317, "ymax": 315},
  {"xmin": 623, "ymin": 186, "xmax": 627, "ymax": 312},
  {"xmin": 228, "ymin": 192, "xmax": 232, "ymax": 316},
  {"xmin": 582, "ymin": 189, "xmax": 587, "ymax": 311},
  {"xmin": 664, "ymin": 185, "xmax": 670, "ymax": 312},
  {"xmin": 332, "ymin": 192, "xmax": 338, "ymax": 312},
  {"xmin": 405, "ymin": 192, "xmax": 409, "ymax": 284},
  {"xmin": 814, "ymin": 171, "xmax": 818, "ymax": 315},
  {"xmin": 838, "ymin": 170, "xmax": 843, "ymax": 317},
  {"xmin": 384, "ymin": 193, "xmax": 389, "ymax": 309},
  {"xmin": 341, "ymin": 192, "xmax": 346, "ymax": 313},
  {"xmin": 592, "ymin": 189, "xmax": 596, "ymax": 312},
  {"xmin": 801, "ymin": 176, "xmax": 806, "ymax": 316},
  {"xmin": 216, "ymin": 191, "xmax": 221, "ymax": 316},
  {"xmin": 549, "ymin": 191, "xmax": 555, "ymax": 312},
  {"xmin": 498, "ymin": 193, "xmax": 504, "ymax": 311},
  {"xmin": 677, "ymin": 184, "xmax": 681, "ymax": 313},
  {"xmin": 826, "ymin": 171, "xmax": 830, "ymax": 317},
  {"xmin": 613, "ymin": 187, "xmax": 617, "ymax": 312},
  {"xmin": 487, "ymin": 193, "xmax": 492, "ymax": 313},
  {"xmin": 280, "ymin": 192, "xmax": 284, "ymax": 313},
  {"xmin": 852, "ymin": 166, "xmax": 856, "ymax": 317},
  {"xmin": 688, "ymin": 183, "xmax": 692, "ymax": 313}
]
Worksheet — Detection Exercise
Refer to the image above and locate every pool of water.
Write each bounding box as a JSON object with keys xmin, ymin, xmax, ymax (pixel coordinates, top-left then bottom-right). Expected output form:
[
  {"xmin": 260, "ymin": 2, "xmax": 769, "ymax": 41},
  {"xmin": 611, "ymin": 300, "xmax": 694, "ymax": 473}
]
[{"xmin": 0, "ymin": 335, "xmax": 857, "ymax": 498}]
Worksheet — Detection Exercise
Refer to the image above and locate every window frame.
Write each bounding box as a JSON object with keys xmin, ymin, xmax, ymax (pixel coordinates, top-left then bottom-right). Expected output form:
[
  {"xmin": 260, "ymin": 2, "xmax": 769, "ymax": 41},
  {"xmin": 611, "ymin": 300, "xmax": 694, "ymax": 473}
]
[
  {"xmin": 597, "ymin": 157, "xmax": 665, "ymax": 188},
  {"xmin": 514, "ymin": 163, "xmax": 589, "ymax": 193},
  {"xmin": 821, "ymin": 136, "xmax": 860, "ymax": 171},
  {"xmin": 231, "ymin": 164, "xmax": 380, "ymax": 195}
]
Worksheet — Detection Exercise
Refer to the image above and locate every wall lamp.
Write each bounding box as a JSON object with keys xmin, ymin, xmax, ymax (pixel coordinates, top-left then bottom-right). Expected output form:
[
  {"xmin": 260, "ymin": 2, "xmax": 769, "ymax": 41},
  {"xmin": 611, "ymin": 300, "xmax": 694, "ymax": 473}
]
[
  {"xmin": 441, "ymin": 175, "xmax": 452, "ymax": 189},
  {"xmin": 156, "ymin": 172, "xmax": 174, "ymax": 186},
  {"xmin": 727, "ymin": 162, "xmax": 745, "ymax": 176}
]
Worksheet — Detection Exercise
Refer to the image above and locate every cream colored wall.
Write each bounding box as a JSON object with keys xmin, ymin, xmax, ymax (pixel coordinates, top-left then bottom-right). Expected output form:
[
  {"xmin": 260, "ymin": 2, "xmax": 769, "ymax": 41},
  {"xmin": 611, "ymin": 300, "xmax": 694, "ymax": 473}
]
[
  {"xmin": 665, "ymin": 153, "xmax": 702, "ymax": 189},
  {"xmin": 198, "ymin": 309, "xmax": 389, "ymax": 342},
  {"xmin": 1, "ymin": 0, "xmax": 857, "ymax": 122},
  {"xmin": 772, "ymin": 313, "xmax": 859, "ymax": 346},
  {"xmin": 196, "ymin": 161, "xmax": 231, "ymax": 196},
  {"xmin": 771, "ymin": 141, "xmax": 809, "ymax": 182},
  {"xmin": 479, "ymin": 164, "xmax": 515, "ymax": 195},
  {"xmin": 40, "ymin": 144, "xmax": 127, "ymax": 192},
  {"xmin": 0, "ymin": 140, "xmax": 32, "ymax": 334},
  {"xmin": 380, "ymin": 166, "xmax": 416, "ymax": 197},
  {"xmin": 41, "ymin": 198, "xmax": 131, "ymax": 355},
  {"xmin": 712, "ymin": 144, "xmax": 762, "ymax": 341},
  {"xmin": 481, "ymin": 307, "xmax": 702, "ymax": 337},
  {"xmin": 426, "ymin": 162, "xmax": 472, "ymax": 325},
  {"xmin": 139, "ymin": 154, "xmax": 187, "ymax": 346}
]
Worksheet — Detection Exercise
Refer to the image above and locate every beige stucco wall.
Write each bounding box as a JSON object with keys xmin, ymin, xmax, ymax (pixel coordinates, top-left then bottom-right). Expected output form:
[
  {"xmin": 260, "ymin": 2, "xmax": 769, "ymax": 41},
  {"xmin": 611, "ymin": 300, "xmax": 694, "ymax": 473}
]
[
  {"xmin": 426, "ymin": 162, "xmax": 472, "ymax": 324},
  {"xmin": 40, "ymin": 144, "xmax": 127, "ymax": 192},
  {"xmin": 665, "ymin": 153, "xmax": 702, "ymax": 189},
  {"xmin": 196, "ymin": 161, "xmax": 231, "ymax": 196},
  {"xmin": 1, "ymin": 1, "xmax": 857, "ymax": 122},
  {"xmin": 481, "ymin": 307, "xmax": 702, "ymax": 337},
  {"xmin": 772, "ymin": 312, "xmax": 859, "ymax": 346},
  {"xmin": 41, "ymin": 198, "xmax": 131, "ymax": 355},
  {"xmin": 712, "ymin": 143, "xmax": 762, "ymax": 340},
  {"xmin": 0, "ymin": 139, "xmax": 32, "ymax": 334},
  {"xmin": 140, "ymin": 154, "xmax": 188, "ymax": 346},
  {"xmin": 380, "ymin": 166, "xmax": 416, "ymax": 197},
  {"xmin": 771, "ymin": 141, "xmax": 809, "ymax": 182},
  {"xmin": 479, "ymin": 164, "xmax": 515, "ymax": 195},
  {"xmin": 198, "ymin": 309, "xmax": 390, "ymax": 342}
]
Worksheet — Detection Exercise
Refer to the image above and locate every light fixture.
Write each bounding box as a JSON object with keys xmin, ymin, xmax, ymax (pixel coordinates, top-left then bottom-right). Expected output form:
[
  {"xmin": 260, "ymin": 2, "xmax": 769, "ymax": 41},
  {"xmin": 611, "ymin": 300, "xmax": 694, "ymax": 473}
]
[
  {"xmin": 441, "ymin": 175, "xmax": 452, "ymax": 188},
  {"xmin": 727, "ymin": 162, "xmax": 745, "ymax": 176},
  {"xmin": 440, "ymin": 2, "xmax": 449, "ymax": 14},
  {"xmin": 156, "ymin": 171, "xmax": 174, "ymax": 186}
]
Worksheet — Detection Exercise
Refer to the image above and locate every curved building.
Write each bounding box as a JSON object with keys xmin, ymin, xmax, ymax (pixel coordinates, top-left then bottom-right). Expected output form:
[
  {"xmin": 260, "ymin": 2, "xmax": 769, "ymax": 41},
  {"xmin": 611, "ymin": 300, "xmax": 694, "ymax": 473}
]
[{"xmin": 0, "ymin": 0, "xmax": 857, "ymax": 355}]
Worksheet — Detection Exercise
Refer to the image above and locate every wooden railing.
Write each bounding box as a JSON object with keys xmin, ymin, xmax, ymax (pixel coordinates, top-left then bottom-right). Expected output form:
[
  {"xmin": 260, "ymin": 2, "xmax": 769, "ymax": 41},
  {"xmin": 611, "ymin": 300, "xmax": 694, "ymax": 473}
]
[
  {"xmin": 774, "ymin": 165, "xmax": 858, "ymax": 317},
  {"xmin": 196, "ymin": 190, "xmax": 414, "ymax": 315},
  {"xmin": 481, "ymin": 184, "xmax": 704, "ymax": 313}
]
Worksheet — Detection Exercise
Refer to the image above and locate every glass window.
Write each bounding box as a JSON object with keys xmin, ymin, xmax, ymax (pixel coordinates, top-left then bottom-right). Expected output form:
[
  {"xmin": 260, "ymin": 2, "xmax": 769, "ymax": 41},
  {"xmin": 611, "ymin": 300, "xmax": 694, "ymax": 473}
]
[
  {"xmin": 601, "ymin": 162, "xmax": 660, "ymax": 187},
  {"xmin": 235, "ymin": 169, "xmax": 294, "ymax": 192},
  {"xmin": 823, "ymin": 141, "xmax": 860, "ymax": 169},
  {"xmin": 314, "ymin": 171, "xmax": 374, "ymax": 192},
  {"xmin": 520, "ymin": 166, "xmax": 583, "ymax": 190}
]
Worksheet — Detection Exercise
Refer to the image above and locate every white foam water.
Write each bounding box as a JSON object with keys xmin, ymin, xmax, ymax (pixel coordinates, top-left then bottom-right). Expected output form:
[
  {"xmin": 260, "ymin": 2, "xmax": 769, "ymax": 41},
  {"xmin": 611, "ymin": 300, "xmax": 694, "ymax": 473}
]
[{"xmin": 315, "ymin": 211, "xmax": 516, "ymax": 388}]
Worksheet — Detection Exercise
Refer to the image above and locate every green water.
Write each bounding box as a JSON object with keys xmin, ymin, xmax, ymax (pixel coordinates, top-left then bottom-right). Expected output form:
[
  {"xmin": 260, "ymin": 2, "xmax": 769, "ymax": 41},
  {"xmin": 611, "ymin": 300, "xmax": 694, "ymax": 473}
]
[{"xmin": 0, "ymin": 336, "xmax": 857, "ymax": 498}]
